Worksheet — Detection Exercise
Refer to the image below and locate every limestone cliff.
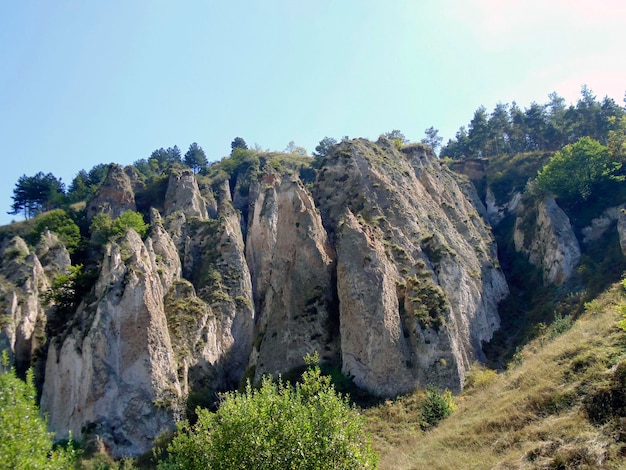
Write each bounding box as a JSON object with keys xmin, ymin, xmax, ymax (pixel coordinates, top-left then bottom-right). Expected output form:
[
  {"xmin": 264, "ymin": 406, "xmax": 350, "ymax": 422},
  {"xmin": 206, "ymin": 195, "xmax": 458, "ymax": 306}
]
[
  {"xmin": 513, "ymin": 197, "xmax": 581, "ymax": 286},
  {"xmin": 314, "ymin": 139, "xmax": 508, "ymax": 394},
  {"xmin": 1, "ymin": 138, "xmax": 513, "ymax": 455},
  {"xmin": 0, "ymin": 236, "xmax": 52, "ymax": 373},
  {"xmin": 245, "ymin": 174, "xmax": 337, "ymax": 380},
  {"xmin": 86, "ymin": 164, "xmax": 137, "ymax": 219},
  {"xmin": 41, "ymin": 228, "xmax": 182, "ymax": 457}
]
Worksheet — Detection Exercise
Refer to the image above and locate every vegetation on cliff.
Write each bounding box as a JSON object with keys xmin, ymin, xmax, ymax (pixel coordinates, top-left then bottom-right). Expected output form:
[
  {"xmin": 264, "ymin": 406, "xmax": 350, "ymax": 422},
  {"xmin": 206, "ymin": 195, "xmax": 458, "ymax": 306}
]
[{"xmin": 0, "ymin": 86, "xmax": 625, "ymax": 468}]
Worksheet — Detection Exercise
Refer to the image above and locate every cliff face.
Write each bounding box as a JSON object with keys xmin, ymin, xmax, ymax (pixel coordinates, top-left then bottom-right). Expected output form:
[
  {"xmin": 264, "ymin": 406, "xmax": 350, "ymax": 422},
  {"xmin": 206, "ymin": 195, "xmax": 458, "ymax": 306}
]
[
  {"xmin": 1, "ymin": 139, "xmax": 510, "ymax": 455},
  {"xmin": 314, "ymin": 140, "xmax": 508, "ymax": 395},
  {"xmin": 513, "ymin": 197, "xmax": 581, "ymax": 286},
  {"xmin": 41, "ymin": 229, "xmax": 182, "ymax": 457}
]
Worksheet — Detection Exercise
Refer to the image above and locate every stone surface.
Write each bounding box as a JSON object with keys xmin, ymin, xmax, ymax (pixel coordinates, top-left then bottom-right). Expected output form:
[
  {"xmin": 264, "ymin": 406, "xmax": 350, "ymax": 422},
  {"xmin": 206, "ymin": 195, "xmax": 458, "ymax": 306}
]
[
  {"xmin": 164, "ymin": 168, "xmax": 209, "ymax": 220},
  {"xmin": 514, "ymin": 197, "xmax": 581, "ymax": 286},
  {"xmin": 314, "ymin": 139, "xmax": 508, "ymax": 394},
  {"xmin": 41, "ymin": 229, "xmax": 182, "ymax": 458},
  {"xmin": 86, "ymin": 164, "xmax": 137, "ymax": 219},
  {"xmin": 245, "ymin": 175, "xmax": 337, "ymax": 380},
  {"xmin": 2, "ymin": 138, "xmax": 519, "ymax": 455},
  {"xmin": 0, "ymin": 236, "xmax": 49, "ymax": 373}
]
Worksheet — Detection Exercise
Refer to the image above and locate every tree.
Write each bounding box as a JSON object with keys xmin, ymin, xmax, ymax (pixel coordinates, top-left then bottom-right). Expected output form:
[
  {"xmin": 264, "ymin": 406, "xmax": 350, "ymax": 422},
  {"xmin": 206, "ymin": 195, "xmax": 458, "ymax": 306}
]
[
  {"xmin": 89, "ymin": 210, "xmax": 148, "ymax": 244},
  {"xmin": 159, "ymin": 354, "xmax": 378, "ymax": 469},
  {"xmin": 231, "ymin": 137, "xmax": 248, "ymax": 152},
  {"xmin": 0, "ymin": 353, "xmax": 77, "ymax": 469},
  {"xmin": 421, "ymin": 127, "xmax": 443, "ymax": 154},
  {"xmin": 314, "ymin": 136, "xmax": 338, "ymax": 157},
  {"xmin": 419, "ymin": 385, "xmax": 456, "ymax": 430},
  {"xmin": 146, "ymin": 146, "xmax": 183, "ymax": 176},
  {"xmin": 184, "ymin": 142, "xmax": 208, "ymax": 174},
  {"xmin": 535, "ymin": 137, "xmax": 622, "ymax": 203},
  {"xmin": 467, "ymin": 106, "xmax": 489, "ymax": 157},
  {"xmin": 524, "ymin": 102, "xmax": 549, "ymax": 150},
  {"xmin": 487, "ymin": 103, "xmax": 511, "ymax": 155},
  {"xmin": 29, "ymin": 209, "xmax": 81, "ymax": 253},
  {"xmin": 284, "ymin": 141, "xmax": 307, "ymax": 156},
  {"xmin": 9, "ymin": 172, "xmax": 65, "ymax": 219}
]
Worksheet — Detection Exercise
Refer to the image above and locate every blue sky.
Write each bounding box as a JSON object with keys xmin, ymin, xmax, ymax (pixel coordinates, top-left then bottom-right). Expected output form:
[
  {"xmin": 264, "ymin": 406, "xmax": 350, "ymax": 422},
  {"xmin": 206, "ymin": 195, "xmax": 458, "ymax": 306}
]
[{"xmin": 1, "ymin": 0, "xmax": 625, "ymax": 226}]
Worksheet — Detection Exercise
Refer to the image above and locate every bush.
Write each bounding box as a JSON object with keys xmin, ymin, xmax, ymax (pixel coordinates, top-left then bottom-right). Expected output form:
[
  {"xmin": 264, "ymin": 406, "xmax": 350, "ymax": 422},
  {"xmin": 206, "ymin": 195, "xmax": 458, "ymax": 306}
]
[
  {"xmin": 90, "ymin": 210, "xmax": 148, "ymax": 244},
  {"xmin": 535, "ymin": 137, "xmax": 622, "ymax": 205},
  {"xmin": 28, "ymin": 209, "xmax": 81, "ymax": 253},
  {"xmin": 464, "ymin": 363, "xmax": 498, "ymax": 391},
  {"xmin": 420, "ymin": 385, "xmax": 456, "ymax": 429},
  {"xmin": 159, "ymin": 354, "xmax": 378, "ymax": 469},
  {"xmin": 0, "ymin": 352, "xmax": 78, "ymax": 468}
]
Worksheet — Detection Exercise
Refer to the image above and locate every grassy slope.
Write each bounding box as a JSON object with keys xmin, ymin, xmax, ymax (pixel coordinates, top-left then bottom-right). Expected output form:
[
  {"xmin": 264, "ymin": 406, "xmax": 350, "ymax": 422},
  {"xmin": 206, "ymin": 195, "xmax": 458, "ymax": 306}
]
[{"xmin": 367, "ymin": 280, "xmax": 626, "ymax": 469}]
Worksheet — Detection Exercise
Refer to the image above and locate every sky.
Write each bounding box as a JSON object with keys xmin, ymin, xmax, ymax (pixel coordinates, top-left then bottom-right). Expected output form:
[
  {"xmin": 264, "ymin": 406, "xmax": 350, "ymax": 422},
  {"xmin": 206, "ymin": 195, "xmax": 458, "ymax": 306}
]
[{"xmin": 1, "ymin": 0, "xmax": 625, "ymax": 226}]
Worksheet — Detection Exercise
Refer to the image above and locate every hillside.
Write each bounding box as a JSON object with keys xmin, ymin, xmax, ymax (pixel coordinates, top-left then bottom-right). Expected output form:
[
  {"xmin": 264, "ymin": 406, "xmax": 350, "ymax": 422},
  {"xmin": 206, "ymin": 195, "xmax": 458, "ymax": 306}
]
[
  {"xmin": 0, "ymin": 89, "xmax": 625, "ymax": 466},
  {"xmin": 370, "ymin": 279, "xmax": 626, "ymax": 469},
  {"xmin": 0, "ymin": 137, "xmax": 509, "ymax": 458}
]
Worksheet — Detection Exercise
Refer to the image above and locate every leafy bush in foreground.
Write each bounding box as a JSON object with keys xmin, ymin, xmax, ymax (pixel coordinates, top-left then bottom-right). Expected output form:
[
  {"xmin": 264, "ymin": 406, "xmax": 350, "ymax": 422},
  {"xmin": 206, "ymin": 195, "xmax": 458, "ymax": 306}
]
[
  {"xmin": 159, "ymin": 354, "xmax": 378, "ymax": 469},
  {"xmin": 0, "ymin": 353, "xmax": 77, "ymax": 469}
]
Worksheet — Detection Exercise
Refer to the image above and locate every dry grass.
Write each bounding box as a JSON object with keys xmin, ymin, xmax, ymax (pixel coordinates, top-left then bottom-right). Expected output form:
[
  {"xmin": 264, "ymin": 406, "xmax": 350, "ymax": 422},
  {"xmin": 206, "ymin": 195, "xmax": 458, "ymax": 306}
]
[{"xmin": 366, "ymin": 281, "xmax": 626, "ymax": 469}]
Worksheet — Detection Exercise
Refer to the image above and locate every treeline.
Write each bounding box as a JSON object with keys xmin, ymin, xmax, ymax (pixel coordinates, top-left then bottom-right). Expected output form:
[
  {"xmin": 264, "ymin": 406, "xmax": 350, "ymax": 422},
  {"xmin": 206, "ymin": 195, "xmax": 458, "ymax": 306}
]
[
  {"xmin": 441, "ymin": 86, "xmax": 626, "ymax": 159},
  {"xmin": 8, "ymin": 141, "xmax": 215, "ymax": 221}
]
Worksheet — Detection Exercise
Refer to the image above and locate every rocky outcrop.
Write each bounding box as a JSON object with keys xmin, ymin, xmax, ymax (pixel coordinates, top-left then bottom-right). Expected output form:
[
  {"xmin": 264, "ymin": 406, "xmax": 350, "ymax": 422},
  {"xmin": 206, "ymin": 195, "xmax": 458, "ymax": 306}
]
[
  {"xmin": 485, "ymin": 187, "xmax": 522, "ymax": 226},
  {"xmin": 164, "ymin": 169, "xmax": 210, "ymax": 219},
  {"xmin": 314, "ymin": 139, "xmax": 508, "ymax": 394},
  {"xmin": 2, "ymin": 138, "xmax": 515, "ymax": 455},
  {"xmin": 0, "ymin": 236, "xmax": 51, "ymax": 373},
  {"xmin": 514, "ymin": 197, "xmax": 581, "ymax": 286},
  {"xmin": 87, "ymin": 164, "xmax": 136, "ymax": 219},
  {"xmin": 245, "ymin": 174, "xmax": 337, "ymax": 380},
  {"xmin": 41, "ymin": 229, "xmax": 182, "ymax": 458},
  {"xmin": 35, "ymin": 230, "xmax": 72, "ymax": 277},
  {"xmin": 581, "ymin": 205, "xmax": 625, "ymax": 245},
  {"xmin": 619, "ymin": 209, "xmax": 626, "ymax": 256}
]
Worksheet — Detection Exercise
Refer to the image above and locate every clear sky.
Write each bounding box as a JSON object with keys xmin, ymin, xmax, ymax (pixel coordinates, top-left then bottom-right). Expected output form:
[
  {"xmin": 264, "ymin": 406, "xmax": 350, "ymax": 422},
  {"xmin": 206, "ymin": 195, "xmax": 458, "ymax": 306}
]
[{"xmin": 1, "ymin": 0, "xmax": 625, "ymax": 226}]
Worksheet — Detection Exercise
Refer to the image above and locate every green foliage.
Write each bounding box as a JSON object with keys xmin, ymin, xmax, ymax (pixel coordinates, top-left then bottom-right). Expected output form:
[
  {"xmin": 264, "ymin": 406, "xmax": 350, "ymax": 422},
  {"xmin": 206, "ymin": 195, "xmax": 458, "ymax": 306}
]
[
  {"xmin": 284, "ymin": 141, "xmax": 307, "ymax": 156},
  {"xmin": 28, "ymin": 209, "xmax": 81, "ymax": 253},
  {"xmin": 230, "ymin": 137, "xmax": 248, "ymax": 151},
  {"xmin": 184, "ymin": 142, "xmax": 208, "ymax": 174},
  {"xmin": 89, "ymin": 210, "xmax": 148, "ymax": 244},
  {"xmin": 441, "ymin": 86, "xmax": 626, "ymax": 159},
  {"xmin": 67, "ymin": 164, "xmax": 109, "ymax": 203},
  {"xmin": 159, "ymin": 355, "xmax": 378, "ymax": 469},
  {"xmin": 133, "ymin": 146, "xmax": 181, "ymax": 180},
  {"xmin": 546, "ymin": 312, "xmax": 573, "ymax": 339},
  {"xmin": 314, "ymin": 136, "xmax": 338, "ymax": 158},
  {"xmin": 42, "ymin": 264, "xmax": 84, "ymax": 311},
  {"xmin": 535, "ymin": 137, "xmax": 622, "ymax": 204},
  {"xmin": 42, "ymin": 264, "xmax": 98, "ymax": 337},
  {"xmin": 218, "ymin": 147, "xmax": 259, "ymax": 178},
  {"xmin": 419, "ymin": 386, "xmax": 455, "ymax": 430},
  {"xmin": 464, "ymin": 364, "xmax": 498, "ymax": 391},
  {"xmin": 382, "ymin": 130, "xmax": 407, "ymax": 150},
  {"xmin": 617, "ymin": 278, "xmax": 626, "ymax": 333},
  {"xmin": 421, "ymin": 126, "xmax": 443, "ymax": 153},
  {"xmin": 9, "ymin": 172, "xmax": 66, "ymax": 219},
  {"xmin": 0, "ymin": 353, "xmax": 78, "ymax": 469}
]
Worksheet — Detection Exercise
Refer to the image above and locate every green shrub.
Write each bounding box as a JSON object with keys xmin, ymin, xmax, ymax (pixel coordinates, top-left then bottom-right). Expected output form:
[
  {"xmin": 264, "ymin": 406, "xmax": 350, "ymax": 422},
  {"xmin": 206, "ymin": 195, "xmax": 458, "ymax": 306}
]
[
  {"xmin": 29, "ymin": 209, "xmax": 81, "ymax": 253},
  {"xmin": 0, "ymin": 352, "xmax": 78, "ymax": 469},
  {"xmin": 420, "ymin": 385, "xmax": 456, "ymax": 429},
  {"xmin": 90, "ymin": 210, "xmax": 148, "ymax": 244},
  {"xmin": 464, "ymin": 363, "xmax": 498, "ymax": 391},
  {"xmin": 159, "ymin": 354, "xmax": 378, "ymax": 469},
  {"xmin": 547, "ymin": 312, "xmax": 573, "ymax": 339}
]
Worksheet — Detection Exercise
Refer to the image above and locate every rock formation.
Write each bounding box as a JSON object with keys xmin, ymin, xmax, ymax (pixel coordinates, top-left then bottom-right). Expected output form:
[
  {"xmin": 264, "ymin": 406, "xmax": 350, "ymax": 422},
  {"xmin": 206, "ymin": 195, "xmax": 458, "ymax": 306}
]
[
  {"xmin": 86, "ymin": 164, "xmax": 137, "ymax": 219},
  {"xmin": 514, "ymin": 197, "xmax": 581, "ymax": 286},
  {"xmin": 1, "ymin": 138, "xmax": 512, "ymax": 455}
]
